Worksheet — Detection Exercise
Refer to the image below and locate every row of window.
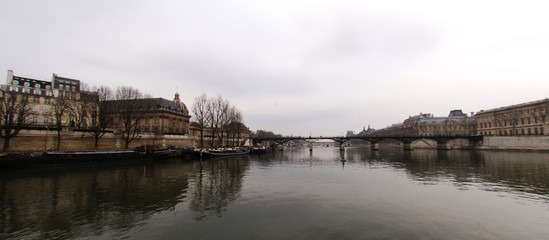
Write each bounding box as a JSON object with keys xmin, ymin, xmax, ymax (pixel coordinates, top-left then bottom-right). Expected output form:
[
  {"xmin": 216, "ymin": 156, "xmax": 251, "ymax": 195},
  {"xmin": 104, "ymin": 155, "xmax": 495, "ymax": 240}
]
[
  {"xmin": 481, "ymin": 127, "xmax": 545, "ymax": 136},
  {"xmin": 12, "ymin": 80, "xmax": 78, "ymax": 92},
  {"xmin": 8, "ymin": 86, "xmax": 55, "ymax": 96},
  {"xmin": 479, "ymin": 117, "xmax": 543, "ymax": 129}
]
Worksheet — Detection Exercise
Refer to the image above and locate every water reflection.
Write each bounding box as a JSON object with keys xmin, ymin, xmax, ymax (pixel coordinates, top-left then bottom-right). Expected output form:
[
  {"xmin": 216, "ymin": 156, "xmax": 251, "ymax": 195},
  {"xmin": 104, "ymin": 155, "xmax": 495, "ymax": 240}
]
[
  {"xmin": 187, "ymin": 156, "xmax": 250, "ymax": 219},
  {"xmin": 344, "ymin": 147, "xmax": 549, "ymax": 202},
  {"xmin": 0, "ymin": 157, "xmax": 250, "ymax": 239}
]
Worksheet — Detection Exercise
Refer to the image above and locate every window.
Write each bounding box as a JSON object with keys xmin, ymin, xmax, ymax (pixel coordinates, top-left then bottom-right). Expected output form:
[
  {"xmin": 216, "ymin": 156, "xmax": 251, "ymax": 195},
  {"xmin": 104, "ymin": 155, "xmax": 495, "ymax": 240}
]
[
  {"xmin": 32, "ymin": 115, "xmax": 38, "ymax": 124},
  {"xmin": 43, "ymin": 118, "xmax": 49, "ymax": 125},
  {"xmin": 33, "ymin": 97, "xmax": 40, "ymax": 103},
  {"xmin": 44, "ymin": 106, "xmax": 50, "ymax": 115},
  {"xmin": 24, "ymin": 82, "xmax": 30, "ymax": 87},
  {"xmin": 12, "ymin": 80, "xmax": 18, "ymax": 85},
  {"xmin": 33, "ymin": 105, "xmax": 39, "ymax": 113},
  {"xmin": 44, "ymin": 98, "xmax": 50, "ymax": 104}
]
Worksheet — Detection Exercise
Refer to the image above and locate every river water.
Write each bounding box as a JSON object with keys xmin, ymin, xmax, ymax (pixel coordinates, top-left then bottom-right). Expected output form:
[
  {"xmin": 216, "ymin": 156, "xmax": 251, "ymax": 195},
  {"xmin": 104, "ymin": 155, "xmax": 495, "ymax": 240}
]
[{"xmin": 1, "ymin": 147, "xmax": 548, "ymax": 239}]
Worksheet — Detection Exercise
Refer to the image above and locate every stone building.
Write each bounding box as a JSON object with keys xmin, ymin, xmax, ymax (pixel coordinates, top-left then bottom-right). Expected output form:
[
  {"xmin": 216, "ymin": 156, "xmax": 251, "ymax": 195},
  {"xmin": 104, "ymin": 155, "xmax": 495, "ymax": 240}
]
[
  {"xmin": 475, "ymin": 98, "xmax": 549, "ymax": 136},
  {"xmin": 102, "ymin": 92, "xmax": 191, "ymax": 135},
  {"xmin": 1, "ymin": 70, "xmax": 99, "ymax": 129}
]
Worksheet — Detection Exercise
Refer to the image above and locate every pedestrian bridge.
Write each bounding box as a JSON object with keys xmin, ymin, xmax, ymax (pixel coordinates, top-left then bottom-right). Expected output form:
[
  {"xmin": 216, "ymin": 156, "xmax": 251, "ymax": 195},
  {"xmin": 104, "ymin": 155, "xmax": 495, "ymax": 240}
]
[{"xmin": 251, "ymin": 135, "xmax": 484, "ymax": 150}]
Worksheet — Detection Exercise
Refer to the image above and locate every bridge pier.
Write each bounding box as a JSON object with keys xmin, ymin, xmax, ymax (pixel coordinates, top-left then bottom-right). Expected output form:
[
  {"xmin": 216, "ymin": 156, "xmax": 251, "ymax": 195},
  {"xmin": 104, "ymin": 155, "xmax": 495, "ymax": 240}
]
[
  {"xmin": 436, "ymin": 143, "xmax": 450, "ymax": 150},
  {"xmin": 370, "ymin": 143, "xmax": 379, "ymax": 151},
  {"xmin": 403, "ymin": 142, "xmax": 414, "ymax": 151},
  {"xmin": 309, "ymin": 143, "xmax": 313, "ymax": 152},
  {"xmin": 339, "ymin": 144, "xmax": 345, "ymax": 151}
]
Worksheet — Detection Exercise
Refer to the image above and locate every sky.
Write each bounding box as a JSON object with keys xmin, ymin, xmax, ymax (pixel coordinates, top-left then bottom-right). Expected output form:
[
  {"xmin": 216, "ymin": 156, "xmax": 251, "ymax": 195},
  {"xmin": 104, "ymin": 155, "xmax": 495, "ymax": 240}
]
[{"xmin": 1, "ymin": 0, "xmax": 549, "ymax": 136}]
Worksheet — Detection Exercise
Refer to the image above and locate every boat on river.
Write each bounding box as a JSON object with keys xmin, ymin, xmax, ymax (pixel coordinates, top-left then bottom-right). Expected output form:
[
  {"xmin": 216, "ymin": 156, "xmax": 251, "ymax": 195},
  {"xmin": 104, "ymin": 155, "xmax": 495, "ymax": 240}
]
[
  {"xmin": 197, "ymin": 148, "xmax": 251, "ymax": 157},
  {"xmin": 135, "ymin": 145, "xmax": 177, "ymax": 158},
  {"xmin": 44, "ymin": 150, "xmax": 139, "ymax": 161}
]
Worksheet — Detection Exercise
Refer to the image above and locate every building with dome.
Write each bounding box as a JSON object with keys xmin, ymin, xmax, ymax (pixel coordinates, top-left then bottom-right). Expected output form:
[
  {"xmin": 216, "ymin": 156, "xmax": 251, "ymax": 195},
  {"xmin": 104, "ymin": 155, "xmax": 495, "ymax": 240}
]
[{"xmin": 102, "ymin": 92, "xmax": 191, "ymax": 135}]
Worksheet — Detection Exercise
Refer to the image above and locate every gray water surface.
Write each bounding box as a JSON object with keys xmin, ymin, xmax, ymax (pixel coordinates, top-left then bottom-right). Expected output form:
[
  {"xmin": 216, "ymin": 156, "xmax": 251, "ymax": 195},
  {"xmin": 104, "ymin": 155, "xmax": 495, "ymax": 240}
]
[{"xmin": 1, "ymin": 147, "xmax": 548, "ymax": 239}]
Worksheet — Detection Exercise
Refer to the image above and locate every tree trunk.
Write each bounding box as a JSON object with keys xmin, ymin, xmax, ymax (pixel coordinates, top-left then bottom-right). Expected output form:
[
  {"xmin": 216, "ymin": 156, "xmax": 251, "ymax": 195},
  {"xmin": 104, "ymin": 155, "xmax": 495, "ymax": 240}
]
[
  {"xmin": 94, "ymin": 137, "xmax": 99, "ymax": 149},
  {"xmin": 200, "ymin": 127, "xmax": 204, "ymax": 147},
  {"xmin": 2, "ymin": 137, "xmax": 10, "ymax": 152},
  {"xmin": 57, "ymin": 130, "xmax": 62, "ymax": 151}
]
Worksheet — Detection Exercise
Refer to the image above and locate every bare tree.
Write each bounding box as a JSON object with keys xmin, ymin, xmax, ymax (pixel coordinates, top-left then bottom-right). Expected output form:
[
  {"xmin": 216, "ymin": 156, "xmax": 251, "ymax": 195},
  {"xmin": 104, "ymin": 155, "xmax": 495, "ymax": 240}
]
[
  {"xmin": 230, "ymin": 108, "xmax": 243, "ymax": 147},
  {"xmin": 51, "ymin": 97, "xmax": 71, "ymax": 150},
  {"xmin": 81, "ymin": 86, "xmax": 113, "ymax": 149},
  {"xmin": 192, "ymin": 93, "xmax": 208, "ymax": 147},
  {"xmin": 85, "ymin": 103, "xmax": 108, "ymax": 149},
  {"xmin": 0, "ymin": 91, "xmax": 31, "ymax": 152},
  {"xmin": 114, "ymin": 86, "xmax": 146, "ymax": 149},
  {"xmin": 206, "ymin": 95, "xmax": 230, "ymax": 147},
  {"xmin": 98, "ymin": 85, "xmax": 114, "ymax": 101},
  {"xmin": 217, "ymin": 97, "xmax": 231, "ymax": 147}
]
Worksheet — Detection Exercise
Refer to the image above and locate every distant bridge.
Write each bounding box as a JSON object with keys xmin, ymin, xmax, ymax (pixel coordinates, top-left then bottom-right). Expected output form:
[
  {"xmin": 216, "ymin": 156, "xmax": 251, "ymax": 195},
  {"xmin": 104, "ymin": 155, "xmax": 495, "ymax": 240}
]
[{"xmin": 251, "ymin": 135, "xmax": 484, "ymax": 150}]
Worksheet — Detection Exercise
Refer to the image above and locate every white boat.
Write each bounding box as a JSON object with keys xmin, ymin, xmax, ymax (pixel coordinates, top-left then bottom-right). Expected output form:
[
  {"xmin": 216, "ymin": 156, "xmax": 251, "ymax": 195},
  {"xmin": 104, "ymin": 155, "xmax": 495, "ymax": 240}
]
[{"xmin": 201, "ymin": 148, "xmax": 251, "ymax": 157}]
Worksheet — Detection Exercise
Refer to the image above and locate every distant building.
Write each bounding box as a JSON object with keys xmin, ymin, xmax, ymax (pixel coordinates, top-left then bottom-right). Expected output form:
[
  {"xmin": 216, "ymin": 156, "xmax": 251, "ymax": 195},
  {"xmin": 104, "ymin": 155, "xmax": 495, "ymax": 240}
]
[
  {"xmin": 475, "ymin": 99, "xmax": 549, "ymax": 136},
  {"xmin": 355, "ymin": 125, "xmax": 375, "ymax": 136},
  {"xmin": 370, "ymin": 110, "xmax": 476, "ymax": 136}
]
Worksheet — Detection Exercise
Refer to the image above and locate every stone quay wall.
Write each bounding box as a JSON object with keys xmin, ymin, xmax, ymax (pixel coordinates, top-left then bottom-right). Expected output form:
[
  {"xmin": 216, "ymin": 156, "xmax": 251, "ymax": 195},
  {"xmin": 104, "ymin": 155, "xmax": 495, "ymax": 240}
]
[
  {"xmin": 2, "ymin": 129, "xmax": 197, "ymax": 152},
  {"xmin": 378, "ymin": 136, "xmax": 549, "ymax": 151},
  {"xmin": 477, "ymin": 136, "xmax": 549, "ymax": 151}
]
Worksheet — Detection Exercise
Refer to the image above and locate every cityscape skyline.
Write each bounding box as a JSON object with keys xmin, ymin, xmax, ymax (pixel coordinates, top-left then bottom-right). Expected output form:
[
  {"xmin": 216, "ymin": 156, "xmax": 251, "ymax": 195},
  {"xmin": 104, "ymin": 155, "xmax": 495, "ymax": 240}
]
[{"xmin": 2, "ymin": 0, "xmax": 549, "ymax": 136}]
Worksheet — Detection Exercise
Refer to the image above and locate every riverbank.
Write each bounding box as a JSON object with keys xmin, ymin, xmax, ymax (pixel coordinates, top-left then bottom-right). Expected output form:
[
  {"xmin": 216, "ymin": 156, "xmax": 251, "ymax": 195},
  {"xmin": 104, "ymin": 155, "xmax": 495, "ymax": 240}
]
[
  {"xmin": 476, "ymin": 136, "xmax": 549, "ymax": 152},
  {"xmin": 369, "ymin": 136, "xmax": 549, "ymax": 152}
]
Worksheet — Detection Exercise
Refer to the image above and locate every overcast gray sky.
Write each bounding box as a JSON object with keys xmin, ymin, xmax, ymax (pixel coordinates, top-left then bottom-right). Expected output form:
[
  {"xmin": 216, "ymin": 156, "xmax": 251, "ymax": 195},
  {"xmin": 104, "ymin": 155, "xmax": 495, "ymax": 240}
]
[{"xmin": 1, "ymin": 0, "xmax": 548, "ymax": 136}]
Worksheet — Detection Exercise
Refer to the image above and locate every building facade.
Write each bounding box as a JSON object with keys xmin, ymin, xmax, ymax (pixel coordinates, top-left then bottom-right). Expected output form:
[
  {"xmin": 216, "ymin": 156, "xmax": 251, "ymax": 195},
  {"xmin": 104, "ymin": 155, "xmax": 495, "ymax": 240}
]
[
  {"xmin": 102, "ymin": 93, "xmax": 191, "ymax": 135},
  {"xmin": 1, "ymin": 70, "xmax": 99, "ymax": 129},
  {"xmin": 475, "ymin": 98, "xmax": 549, "ymax": 136}
]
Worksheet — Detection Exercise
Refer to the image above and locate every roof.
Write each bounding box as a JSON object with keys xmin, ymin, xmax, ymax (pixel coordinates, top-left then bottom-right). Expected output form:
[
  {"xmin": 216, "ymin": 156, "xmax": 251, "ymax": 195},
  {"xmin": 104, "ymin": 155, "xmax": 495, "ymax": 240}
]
[
  {"xmin": 102, "ymin": 97, "xmax": 190, "ymax": 117},
  {"xmin": 476, "ymin": 98, "xmax": 549, "ymax": 115}
]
